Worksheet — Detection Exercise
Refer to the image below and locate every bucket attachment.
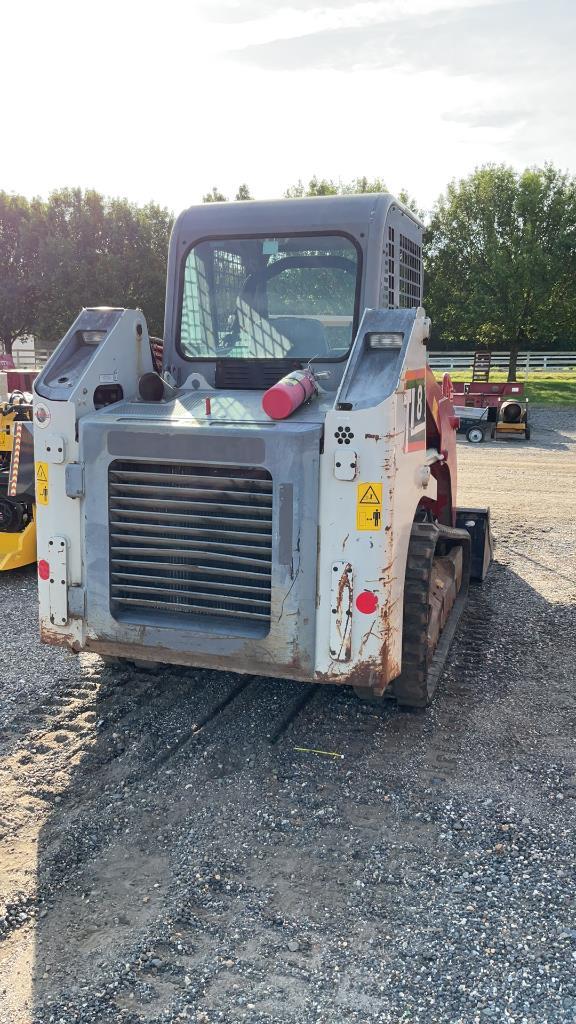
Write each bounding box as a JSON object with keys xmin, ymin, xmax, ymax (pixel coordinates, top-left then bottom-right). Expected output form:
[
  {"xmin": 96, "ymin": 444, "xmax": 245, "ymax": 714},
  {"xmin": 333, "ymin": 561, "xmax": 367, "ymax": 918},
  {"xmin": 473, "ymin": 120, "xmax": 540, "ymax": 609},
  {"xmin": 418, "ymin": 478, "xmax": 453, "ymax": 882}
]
[
  {"xmin": 455, "ymin": 507, "xmax": 492, "ymax": 581},
  {"xmin": 0, "ymin": 514, "xmax": 36, "ymax": 571}
]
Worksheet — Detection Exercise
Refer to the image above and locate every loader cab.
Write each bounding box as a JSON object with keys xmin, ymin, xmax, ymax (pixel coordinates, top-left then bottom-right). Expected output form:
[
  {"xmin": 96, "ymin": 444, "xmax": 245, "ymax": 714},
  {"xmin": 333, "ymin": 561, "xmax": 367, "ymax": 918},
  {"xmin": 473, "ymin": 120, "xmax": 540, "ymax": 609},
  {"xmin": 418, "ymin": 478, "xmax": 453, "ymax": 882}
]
[{"xmin": 162, "ymin": 195, "xmax": 424, "ymax": 392}]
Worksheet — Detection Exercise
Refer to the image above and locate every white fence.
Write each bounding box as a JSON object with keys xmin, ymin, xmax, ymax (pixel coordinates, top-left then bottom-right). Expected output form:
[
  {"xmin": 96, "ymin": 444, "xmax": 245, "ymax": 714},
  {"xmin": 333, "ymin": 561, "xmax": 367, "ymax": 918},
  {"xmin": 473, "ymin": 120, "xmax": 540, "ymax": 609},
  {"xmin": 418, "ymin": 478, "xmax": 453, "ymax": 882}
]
[
  {"xmin": 8, "ymin": 346, "xmax": 576, "ymax": 372},
  {"xmin": 428, "ymin": 351, "xmax": 576, "ymax": 372},
  {"xmin": 12, "ymin": 347, "xmax": 51, "ymax": 369}
]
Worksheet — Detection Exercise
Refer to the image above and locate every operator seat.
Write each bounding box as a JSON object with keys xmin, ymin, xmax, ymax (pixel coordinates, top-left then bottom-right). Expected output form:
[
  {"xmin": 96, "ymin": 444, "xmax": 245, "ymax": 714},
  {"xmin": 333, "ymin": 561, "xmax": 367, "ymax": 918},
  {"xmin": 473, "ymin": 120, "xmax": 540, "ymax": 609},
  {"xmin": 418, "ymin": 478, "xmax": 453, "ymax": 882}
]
[
  {"xmin": 268, "ymin": 316, "xmax": 329, "ymax": 358},
  {"xmin": 230, "ymin": 299, "xmax": 330, "ymax": 359}
]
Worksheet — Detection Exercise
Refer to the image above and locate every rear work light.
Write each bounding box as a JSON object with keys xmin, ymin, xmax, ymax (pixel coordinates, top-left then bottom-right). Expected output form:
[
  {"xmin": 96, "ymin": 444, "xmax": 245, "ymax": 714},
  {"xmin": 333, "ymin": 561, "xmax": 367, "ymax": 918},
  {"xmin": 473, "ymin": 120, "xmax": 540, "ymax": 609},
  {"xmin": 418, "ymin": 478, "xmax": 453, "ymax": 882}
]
[
  {"xmin": 366, "ymin": 332, "xmax": 403, "ymax": 349},
  {"xmin": 80, "ymin": 330, "xmax": 107, "ymax": 345}
]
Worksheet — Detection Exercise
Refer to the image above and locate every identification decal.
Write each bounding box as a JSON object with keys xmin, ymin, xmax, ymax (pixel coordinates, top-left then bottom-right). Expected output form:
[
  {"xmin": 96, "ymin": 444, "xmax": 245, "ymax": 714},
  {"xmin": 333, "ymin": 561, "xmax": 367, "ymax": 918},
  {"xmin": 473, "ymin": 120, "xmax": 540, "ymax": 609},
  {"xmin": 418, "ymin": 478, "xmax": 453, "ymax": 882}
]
[
  {"xmin": 404, "ymin": 369, "xmax": 426, "ymax": 452},
  {"xmin": 35, "ymin": 461, "xmax": 49, "ymax": 505},
  {"xmin": 356, "ymin": 482, "xmax": 382, "ymax": 531},
  {"xmin": 34, "ymin": 403, "xmax": 51, "ymax": 428}
]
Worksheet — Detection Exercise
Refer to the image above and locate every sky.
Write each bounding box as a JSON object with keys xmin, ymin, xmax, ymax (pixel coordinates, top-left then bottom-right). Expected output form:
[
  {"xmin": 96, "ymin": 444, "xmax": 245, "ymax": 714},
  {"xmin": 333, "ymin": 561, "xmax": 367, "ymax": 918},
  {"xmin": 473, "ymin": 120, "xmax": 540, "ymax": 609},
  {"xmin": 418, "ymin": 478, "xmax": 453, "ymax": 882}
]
[{"xmin": 2, "ymin": 0, "xmax": 574, "ymax": 215}]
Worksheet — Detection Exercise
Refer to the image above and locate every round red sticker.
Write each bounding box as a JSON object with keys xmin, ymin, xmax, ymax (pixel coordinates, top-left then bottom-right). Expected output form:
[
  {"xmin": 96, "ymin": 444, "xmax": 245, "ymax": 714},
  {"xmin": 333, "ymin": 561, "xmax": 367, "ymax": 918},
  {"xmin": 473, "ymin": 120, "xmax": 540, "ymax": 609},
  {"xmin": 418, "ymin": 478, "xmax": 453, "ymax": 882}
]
[{"xmin": 356, "ymin": 591, "xmax": 378, "ymax": 614}]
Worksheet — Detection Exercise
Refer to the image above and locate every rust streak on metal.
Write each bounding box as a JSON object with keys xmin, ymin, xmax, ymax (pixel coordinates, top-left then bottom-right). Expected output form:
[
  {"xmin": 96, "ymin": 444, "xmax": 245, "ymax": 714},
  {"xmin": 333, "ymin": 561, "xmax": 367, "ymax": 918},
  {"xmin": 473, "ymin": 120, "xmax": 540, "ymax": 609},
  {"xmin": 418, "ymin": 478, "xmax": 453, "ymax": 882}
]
[
  {"xmin": 337, "ymin": 562, "xmax": 352, "ymax": 609},
  {"xmin": 40, "ymin": 624, "xmax": 76, "ymax": 650},
  {"xmin": 84, "ymin": 636, "xmax": 314, "ymax": 682},
  {"xmin": 314, "ymin": 658, "xmax": 377, "ymax": 688},
  {"xmin": 373, "ymin": 512, "xmax": 399, "ymax": 691},
  {"xmin": 334, "ymin": 562, "xmax": 353, "ymax": 661},
  {"xmin": 357, "ymin": 621, "xmax": 379, "ymax": 660}
]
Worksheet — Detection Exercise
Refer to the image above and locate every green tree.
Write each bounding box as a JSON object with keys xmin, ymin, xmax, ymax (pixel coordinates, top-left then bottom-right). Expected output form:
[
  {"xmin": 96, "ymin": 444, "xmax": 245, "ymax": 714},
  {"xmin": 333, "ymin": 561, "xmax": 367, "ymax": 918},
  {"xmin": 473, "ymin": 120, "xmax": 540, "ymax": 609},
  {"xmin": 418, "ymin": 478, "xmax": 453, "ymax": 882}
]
[
  {"xmin": 285, "ymin": 176, "xmax": 339, "ymax": 198},
  {"xmin": 202, "ymin": 186, "xmax": 227, "ymax": 203},
  {"xmin": 398, "ymin": 188, "xmax": 425, "ymax": 220},
  {"xmin": 33, "ymin": 188, "xmax": 173, "ymax": 343},
  {"xmin": 0, "ymin": 192, "xmax": 46, "ymax": 355},
  {"xmin": 283, "ymin": 176, "xmax": 423, "ymax": 216},
  {"xmin": 285, "ymin": 175, "xmax": 385, "ymax": 198},
  {"xmin": 426, "ymin": 164, "xmax": 576, "ymax": 378},
  {"xmin": 235, "ymin": 184, "xmax": 253, "ymax": 201},
  {"xmin": 340, "ymin": 176, "xmax": 388, "ymax": 195}
]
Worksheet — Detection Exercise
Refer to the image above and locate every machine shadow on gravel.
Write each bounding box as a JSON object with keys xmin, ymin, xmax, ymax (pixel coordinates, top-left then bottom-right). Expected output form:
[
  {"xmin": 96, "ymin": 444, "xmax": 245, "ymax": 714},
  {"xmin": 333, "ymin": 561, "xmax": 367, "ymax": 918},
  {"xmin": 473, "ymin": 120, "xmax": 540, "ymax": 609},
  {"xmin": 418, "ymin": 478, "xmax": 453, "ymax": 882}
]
[
  {"xmin": 27, "ymin": 560, "xmax": 574, "ymax": 1021},
  {"xmin": 0, "ymin": 567, "xmax": 78, "ymax": 766}
]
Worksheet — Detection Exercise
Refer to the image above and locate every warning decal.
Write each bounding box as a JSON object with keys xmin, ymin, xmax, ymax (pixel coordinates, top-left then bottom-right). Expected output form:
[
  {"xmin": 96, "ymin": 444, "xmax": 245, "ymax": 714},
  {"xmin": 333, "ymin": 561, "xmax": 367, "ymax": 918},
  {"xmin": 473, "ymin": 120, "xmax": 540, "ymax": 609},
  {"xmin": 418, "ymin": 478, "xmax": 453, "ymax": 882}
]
[
  {"xmin": 356, "ymin": 482, "xmax": 382, "ymax": 531},
  {"xmin": 35, "ymin": 461, "xmax": 49, "ymax": 505}
]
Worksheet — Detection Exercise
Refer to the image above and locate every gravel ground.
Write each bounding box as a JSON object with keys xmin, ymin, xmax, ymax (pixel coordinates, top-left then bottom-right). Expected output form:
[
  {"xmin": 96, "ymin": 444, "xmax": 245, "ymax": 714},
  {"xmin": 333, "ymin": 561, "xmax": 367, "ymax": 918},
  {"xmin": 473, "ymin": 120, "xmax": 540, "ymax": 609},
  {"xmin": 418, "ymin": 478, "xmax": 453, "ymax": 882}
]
[{"xmin": 0, "ymin": 404, "xmax": 575, "ymax": 1024}]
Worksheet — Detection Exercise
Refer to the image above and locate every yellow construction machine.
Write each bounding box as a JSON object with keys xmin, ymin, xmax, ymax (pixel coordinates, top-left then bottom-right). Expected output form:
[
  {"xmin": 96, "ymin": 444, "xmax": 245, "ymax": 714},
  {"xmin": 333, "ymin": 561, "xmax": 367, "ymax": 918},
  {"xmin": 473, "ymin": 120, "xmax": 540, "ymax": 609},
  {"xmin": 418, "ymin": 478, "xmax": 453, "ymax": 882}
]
[{"xmin": 0, "ymin": 392, "xmax": 36, "ymax": 570}]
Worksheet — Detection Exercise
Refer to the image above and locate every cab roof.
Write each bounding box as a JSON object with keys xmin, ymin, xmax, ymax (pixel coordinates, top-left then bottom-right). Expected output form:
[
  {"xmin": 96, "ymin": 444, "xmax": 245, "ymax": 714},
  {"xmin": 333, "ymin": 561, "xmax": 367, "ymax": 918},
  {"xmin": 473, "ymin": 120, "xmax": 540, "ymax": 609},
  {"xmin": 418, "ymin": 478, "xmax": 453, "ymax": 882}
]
[{"xmin": 172, "ymin": 193, "xmax": 423, "ymax": 245}]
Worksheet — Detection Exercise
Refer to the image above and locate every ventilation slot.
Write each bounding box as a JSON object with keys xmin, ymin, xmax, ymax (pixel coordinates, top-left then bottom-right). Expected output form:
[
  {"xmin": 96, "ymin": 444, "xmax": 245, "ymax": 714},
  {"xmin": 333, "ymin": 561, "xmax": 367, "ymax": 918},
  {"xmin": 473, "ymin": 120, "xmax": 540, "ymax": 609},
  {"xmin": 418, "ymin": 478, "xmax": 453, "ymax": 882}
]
[
  {"xmin": 108, "ymin": 460, "xmax": 273, "ymax": 633},
  {"xmin": 335, "ymin": 426, "xmax": 354, "ymax": 444},
  {"xmin": 215, "ymin": 358, "xmax": 302, "ymax": 390},
  {"xmin": 399, "ymin": 234, "xmax": 422, "ymax": 308},
  {"xmin": 387, "ymin": 226, "xmax": 395, "ymax": 307}
]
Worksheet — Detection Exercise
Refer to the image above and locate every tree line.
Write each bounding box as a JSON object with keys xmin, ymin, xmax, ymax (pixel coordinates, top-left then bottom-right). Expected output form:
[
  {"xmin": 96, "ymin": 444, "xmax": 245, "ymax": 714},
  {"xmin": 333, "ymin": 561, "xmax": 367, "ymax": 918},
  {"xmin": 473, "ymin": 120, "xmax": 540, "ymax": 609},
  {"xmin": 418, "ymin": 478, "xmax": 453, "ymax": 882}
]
[
  {"xmin": 0, "ymin": 188, "xmax": 172, "ymax": 354},
  {"xmin": 2, "ymin": 166, "xmax": 576, "ymax": 378}
]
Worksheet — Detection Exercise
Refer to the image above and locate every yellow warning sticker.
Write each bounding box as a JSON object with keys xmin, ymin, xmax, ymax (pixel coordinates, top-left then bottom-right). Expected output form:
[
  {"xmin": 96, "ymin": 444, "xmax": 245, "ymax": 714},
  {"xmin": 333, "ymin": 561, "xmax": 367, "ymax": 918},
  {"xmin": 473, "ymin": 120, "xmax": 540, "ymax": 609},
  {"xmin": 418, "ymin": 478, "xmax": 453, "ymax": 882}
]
[
  {"xmin": 356, "ymin": 481, "xmax": 382, "ymax": 531},
  {"xmin": 35, "ymin": 461, "xmax": 49, "ymax": 505}
]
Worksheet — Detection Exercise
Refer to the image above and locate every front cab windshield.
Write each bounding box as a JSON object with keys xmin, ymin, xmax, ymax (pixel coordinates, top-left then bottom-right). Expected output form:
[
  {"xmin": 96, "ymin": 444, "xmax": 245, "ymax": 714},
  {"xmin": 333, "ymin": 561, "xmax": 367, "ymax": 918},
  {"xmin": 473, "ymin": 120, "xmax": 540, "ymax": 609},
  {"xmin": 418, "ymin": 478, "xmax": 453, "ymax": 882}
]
[{"xmin": 179, "ymin": 234, "xmax": 360, "ymax": 362}]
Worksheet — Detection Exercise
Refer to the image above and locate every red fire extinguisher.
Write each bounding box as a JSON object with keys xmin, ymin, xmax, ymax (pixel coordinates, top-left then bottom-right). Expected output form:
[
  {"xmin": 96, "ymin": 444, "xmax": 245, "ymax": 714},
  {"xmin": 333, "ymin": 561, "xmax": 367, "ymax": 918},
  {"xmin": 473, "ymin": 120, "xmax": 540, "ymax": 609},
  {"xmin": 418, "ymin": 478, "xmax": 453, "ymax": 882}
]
[{"xmin": 262, "ymin": 369, "xmax": 318, "ymax": 420}]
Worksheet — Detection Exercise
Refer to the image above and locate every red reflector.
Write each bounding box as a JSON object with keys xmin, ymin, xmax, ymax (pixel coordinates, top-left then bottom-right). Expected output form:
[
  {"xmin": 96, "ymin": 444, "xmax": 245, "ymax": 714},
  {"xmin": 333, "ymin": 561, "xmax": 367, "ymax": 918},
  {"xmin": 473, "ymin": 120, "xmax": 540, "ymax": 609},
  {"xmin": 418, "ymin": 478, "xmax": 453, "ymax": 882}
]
[
  {"xmin": 38, "ymin": 559, "xmax": 50, "ymax": 580},
  {"xmin": 356, "ymin": 590, "xmax": 378, "ymax": 614}
]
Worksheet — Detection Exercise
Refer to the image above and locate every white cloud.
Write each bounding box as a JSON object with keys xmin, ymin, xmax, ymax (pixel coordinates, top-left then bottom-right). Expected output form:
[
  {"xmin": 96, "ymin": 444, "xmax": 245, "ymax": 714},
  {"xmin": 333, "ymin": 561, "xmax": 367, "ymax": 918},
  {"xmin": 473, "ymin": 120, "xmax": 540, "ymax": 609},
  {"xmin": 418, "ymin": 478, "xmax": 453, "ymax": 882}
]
[{"xmin": 1, "ymin": 0, "xmax": 574, "ymax": 214}]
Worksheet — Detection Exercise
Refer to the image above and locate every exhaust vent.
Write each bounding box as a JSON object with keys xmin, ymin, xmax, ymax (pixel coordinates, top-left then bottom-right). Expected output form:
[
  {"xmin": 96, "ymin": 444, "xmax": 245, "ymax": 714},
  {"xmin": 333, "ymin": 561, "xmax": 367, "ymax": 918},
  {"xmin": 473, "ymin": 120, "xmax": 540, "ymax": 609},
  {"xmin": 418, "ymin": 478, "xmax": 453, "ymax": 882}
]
[{"xmin": 108, "ymin": 460, "xmax": 272, "ymax": 632}]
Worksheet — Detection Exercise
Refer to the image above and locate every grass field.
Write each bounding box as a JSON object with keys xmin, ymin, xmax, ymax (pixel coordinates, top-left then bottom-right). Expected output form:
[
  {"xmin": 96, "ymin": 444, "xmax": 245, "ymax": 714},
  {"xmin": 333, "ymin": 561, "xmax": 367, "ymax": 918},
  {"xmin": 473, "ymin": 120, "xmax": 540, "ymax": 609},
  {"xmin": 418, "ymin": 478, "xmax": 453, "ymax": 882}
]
[{"xmin": 447, "ymin": 369, "xmax": 576, "ymax": 405}]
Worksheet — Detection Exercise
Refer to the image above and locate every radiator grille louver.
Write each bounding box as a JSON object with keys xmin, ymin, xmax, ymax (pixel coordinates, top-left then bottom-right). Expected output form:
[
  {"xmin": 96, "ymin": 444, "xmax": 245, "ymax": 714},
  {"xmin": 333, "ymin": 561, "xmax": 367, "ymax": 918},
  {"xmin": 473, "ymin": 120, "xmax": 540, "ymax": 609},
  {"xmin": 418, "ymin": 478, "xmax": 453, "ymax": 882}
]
[{"xmin": 108, "ymin": 460, "xmax": 273, "ymax": 629}]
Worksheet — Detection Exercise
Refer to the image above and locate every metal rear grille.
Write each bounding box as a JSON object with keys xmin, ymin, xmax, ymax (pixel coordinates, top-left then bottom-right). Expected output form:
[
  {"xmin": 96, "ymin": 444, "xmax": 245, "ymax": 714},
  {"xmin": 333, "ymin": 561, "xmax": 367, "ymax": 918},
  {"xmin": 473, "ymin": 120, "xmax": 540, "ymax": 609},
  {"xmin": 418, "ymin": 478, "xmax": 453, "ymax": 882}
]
[{"xmin": 108, "ymin": 460, "xmax": 273, "ymax": 629}]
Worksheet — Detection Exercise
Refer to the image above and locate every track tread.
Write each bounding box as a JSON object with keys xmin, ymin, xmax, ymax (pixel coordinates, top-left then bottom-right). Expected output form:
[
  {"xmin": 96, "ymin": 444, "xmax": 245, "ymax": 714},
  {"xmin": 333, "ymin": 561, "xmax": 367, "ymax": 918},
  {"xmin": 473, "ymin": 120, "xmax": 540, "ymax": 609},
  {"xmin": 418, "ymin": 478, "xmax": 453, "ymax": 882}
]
[{"xmin": 392, "ymin": 521, "xmax": 471, "ymax": 709}]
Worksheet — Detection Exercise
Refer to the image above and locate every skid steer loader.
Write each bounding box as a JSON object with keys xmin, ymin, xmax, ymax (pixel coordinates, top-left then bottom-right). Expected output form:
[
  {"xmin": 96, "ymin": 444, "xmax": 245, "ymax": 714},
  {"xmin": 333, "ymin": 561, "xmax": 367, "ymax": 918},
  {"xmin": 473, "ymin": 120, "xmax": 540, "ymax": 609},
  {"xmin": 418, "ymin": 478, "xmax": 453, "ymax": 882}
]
[{"xmin": 33, "ymin": 194, "xmax": 491, "ymax": 706}]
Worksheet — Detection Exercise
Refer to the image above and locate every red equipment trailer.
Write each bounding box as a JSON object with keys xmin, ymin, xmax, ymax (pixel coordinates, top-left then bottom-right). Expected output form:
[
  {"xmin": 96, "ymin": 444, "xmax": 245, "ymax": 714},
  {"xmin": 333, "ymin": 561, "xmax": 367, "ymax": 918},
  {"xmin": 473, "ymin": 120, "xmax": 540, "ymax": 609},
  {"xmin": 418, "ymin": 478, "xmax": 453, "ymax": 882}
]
[{"xmin": 452, "ymin": 380, "xmax": 530, "ymax": 440}]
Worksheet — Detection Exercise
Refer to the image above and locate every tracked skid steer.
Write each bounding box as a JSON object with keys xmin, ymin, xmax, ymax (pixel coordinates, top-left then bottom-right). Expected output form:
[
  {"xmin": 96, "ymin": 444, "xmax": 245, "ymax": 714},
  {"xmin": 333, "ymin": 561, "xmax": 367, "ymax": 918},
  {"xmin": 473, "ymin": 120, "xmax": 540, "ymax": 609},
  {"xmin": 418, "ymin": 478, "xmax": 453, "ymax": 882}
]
[{"xmin": 33, "ymin": 194, "xmax": 491, "ymax": 706}]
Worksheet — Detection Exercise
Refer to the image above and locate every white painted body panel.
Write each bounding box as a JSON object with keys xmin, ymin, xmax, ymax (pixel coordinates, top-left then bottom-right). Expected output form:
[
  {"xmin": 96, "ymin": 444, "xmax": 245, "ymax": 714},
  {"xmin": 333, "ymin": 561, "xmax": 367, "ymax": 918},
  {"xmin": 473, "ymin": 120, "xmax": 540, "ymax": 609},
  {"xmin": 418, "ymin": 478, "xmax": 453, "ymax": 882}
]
[
  {"xmin": 314, "ymin": 311, "xmax": 436, "ymax": 689},
  {"xmin": 34, "ymin": 305, "xmax": 439, "ymax": 696},
  {"xmin": 34, "ymin": 309, "xmax": 153, "ymax": 646}
]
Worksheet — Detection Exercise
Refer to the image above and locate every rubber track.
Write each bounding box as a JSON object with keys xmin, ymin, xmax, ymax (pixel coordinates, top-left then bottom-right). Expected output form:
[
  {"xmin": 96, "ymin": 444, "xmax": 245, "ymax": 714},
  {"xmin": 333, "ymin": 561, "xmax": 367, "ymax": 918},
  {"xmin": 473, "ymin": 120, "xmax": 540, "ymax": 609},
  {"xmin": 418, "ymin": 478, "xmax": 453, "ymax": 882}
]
[{"xmin": 393, "ymin": 521, "xmax": 471, "ymax": 708}]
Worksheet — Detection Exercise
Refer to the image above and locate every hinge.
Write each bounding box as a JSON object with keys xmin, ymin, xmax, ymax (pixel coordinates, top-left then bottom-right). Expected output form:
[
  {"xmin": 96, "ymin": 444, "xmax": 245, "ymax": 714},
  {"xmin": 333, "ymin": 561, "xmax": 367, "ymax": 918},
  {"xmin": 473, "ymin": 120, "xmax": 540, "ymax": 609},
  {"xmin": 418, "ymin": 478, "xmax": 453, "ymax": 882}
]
[
  {"xmin": 48, "ymin": 536, "xmax": 68, "ymax": 626},
  {"xmin": 68, "ymin": 585, "xmax": 86, "ymax": 618},
  {"xmin": 65, "ymin": 463, "xmax": 85, "ymax": 498},
  {"xmin": 329, "ymin": 561, "xmax": 353, "ymax": 661}
]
